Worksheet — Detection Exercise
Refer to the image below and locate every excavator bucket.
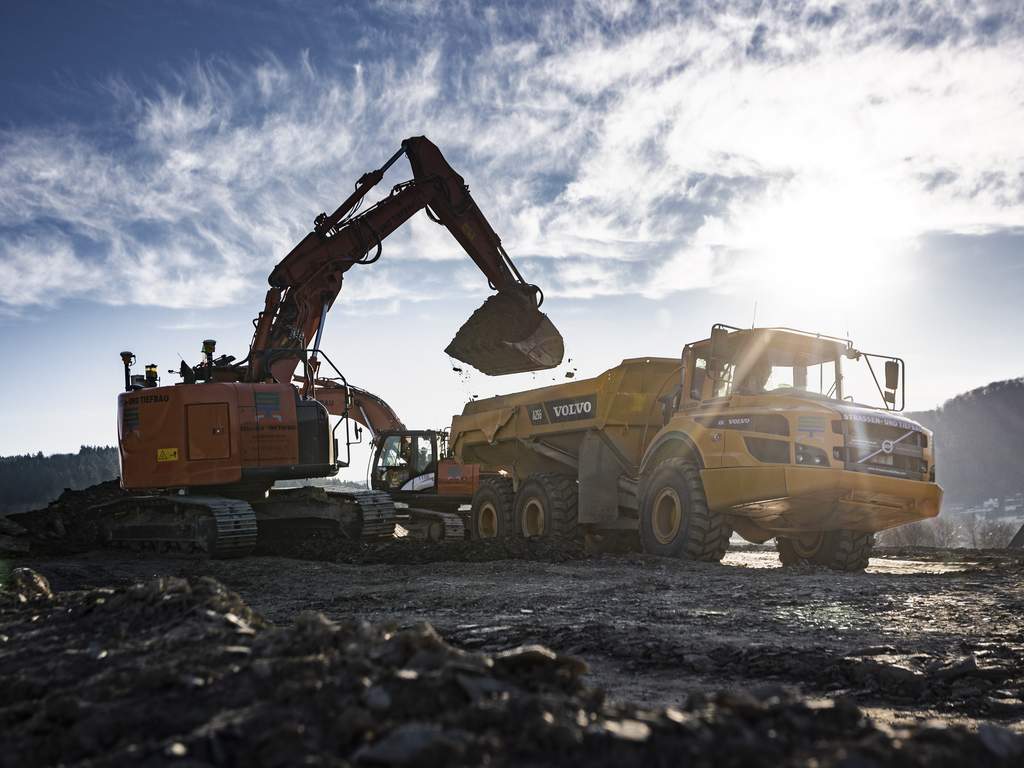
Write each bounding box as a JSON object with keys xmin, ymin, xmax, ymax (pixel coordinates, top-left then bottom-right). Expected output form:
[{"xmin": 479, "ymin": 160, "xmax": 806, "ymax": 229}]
[{"xmin": 446, "ymin": 291, "xmax": 564, "ymax": 375}]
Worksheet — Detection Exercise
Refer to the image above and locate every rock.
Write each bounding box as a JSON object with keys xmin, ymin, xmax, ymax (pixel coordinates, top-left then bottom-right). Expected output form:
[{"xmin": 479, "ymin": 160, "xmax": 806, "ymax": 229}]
[
  {"xmin": 354, "ymin": 723, "xmax": 460, "ymax": 767},
  {"xmin": 847, "ymin": 645, "xmax": 898, "ymax": 657},
  {"xmin": 0, "ymin": 516, "xmax": 27, "ymax": 536},
  {"xmin": 0, "ymin": 533, "xmax": 29, "ymax": 554},
  {"xmin": 455, "ymin": 671, "xmax": 514, "ymax": 700},
  {"xmin": 935, "ymin": 655, "xmax": 980, "ymax": 681},
  {"xmin": 601, "ymin": 719, "xmax": 651, "ymax": 742},
  {"xmin": 978, "ymin": 723, "xmax": 1024, "ymax": 759},
  {"xmin": 492, "ymin": 644, "xmax": 588, "ymax": 683},
  {"xmin": 10, "ymin": 567, "xmax": 53, "ymax": 601},
  {"xmin": 365, "ymin": 685, "xmax": 392, "ymax": 712},
  {"xmin": 685, "ymin": 653, "xmax": 715, "ymax": 672},
  {"xmin": 846, "ymin": 658, "xmax": 927, "ymax": 696}
]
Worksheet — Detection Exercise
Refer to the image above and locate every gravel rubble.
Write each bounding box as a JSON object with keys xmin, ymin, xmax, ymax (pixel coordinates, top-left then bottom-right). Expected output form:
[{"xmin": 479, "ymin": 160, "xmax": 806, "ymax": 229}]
[{"xmin": 2, "ymin": 567, "xmax": 1023, "ymax": 767}]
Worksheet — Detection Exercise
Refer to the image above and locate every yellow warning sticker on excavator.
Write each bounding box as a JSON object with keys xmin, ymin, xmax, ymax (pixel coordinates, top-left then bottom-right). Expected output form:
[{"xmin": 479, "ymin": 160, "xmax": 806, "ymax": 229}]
[{"xmin": 157, "ymin": 448, "xmax": 179, "ymax": 462}]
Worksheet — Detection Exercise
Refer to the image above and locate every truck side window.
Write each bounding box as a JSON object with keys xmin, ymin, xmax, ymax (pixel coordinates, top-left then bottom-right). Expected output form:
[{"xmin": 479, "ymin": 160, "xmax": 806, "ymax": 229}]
[
  {"xmin": 691, "ymin": 357, "xmax": 708, "ymax": 400},
  {"xmin": 713, "ymin": 362, "xmax": 735, "ymax": 398}
]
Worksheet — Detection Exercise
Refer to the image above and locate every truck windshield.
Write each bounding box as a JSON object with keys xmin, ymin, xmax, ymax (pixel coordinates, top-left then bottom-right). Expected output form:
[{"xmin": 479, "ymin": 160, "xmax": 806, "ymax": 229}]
[
  {"xmin": 719, "ymin": 349, "xmax": 899, "ymax": 409},
  {"xmin": 704, "ymin": 330, "xmax": 903, "ymax": 409},
  {"xmin": 733, "ymin": 359, "xmax": 840, "ymax": 398},
  {"xmin": 717, "ymin": 347, "xmax": 840, "ymax": 399}
]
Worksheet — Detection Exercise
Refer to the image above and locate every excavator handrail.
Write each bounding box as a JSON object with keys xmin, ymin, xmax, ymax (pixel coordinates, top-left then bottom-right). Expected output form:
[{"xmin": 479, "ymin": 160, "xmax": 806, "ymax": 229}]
[{"xmin": 254, "ymin": 345, "xmax": 358, "ymax": 467}]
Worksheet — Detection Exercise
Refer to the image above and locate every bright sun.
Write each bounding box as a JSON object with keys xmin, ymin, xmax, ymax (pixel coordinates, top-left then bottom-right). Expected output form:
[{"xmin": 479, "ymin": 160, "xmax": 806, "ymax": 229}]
[{"xmin": 709, "ymin": 174, "xmax": 918, "ymax": 309}]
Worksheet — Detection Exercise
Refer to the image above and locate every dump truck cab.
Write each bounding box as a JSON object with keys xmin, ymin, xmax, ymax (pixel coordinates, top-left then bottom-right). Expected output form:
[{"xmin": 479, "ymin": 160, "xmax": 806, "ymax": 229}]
[{"xmin": 642, "ymin": 324, "xmax": 941, "ymax": 563}]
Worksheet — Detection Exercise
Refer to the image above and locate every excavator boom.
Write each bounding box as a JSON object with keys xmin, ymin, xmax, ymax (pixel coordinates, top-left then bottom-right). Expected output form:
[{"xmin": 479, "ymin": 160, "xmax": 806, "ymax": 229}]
[{"xmin": 247, "ymin": 136, "xmax": 563, "ymax": 384}]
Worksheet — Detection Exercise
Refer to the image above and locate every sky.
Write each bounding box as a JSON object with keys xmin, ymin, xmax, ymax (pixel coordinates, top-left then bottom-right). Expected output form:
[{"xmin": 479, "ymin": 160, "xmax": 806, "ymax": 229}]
[{"xmin": 1, "ymin": 0, "xmax": 1023, "ymax": 478}]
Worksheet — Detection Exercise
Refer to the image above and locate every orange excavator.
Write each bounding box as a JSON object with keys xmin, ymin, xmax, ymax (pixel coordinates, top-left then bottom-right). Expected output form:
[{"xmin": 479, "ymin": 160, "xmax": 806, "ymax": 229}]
[{"xmin": 109, "ymin": 137, "xmax": 563, "ymax": 556}]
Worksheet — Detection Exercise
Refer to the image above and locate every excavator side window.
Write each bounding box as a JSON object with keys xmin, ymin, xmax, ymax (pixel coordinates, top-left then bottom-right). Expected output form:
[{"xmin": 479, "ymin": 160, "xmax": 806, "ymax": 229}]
[
  {"xmin": 413, "ymin": 435, "xmax": 436, "ymax": 475},
  {"xmin": 375, "ymin": 434, "xmax": 412, "ymax": 490},
  {"xmin": 378, "ymin": 435, "xmax": 407, "ymax": 468}
]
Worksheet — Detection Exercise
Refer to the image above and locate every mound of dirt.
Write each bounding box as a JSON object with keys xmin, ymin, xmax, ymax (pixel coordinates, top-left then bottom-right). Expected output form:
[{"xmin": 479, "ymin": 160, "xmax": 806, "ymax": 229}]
[
  {"xmin": 6, "ymin": 480, "xmax": 129, "ymax": 555},
  {"xmin": 2, "ymin": 568, "xmax": 1022, "ymax": 767}
]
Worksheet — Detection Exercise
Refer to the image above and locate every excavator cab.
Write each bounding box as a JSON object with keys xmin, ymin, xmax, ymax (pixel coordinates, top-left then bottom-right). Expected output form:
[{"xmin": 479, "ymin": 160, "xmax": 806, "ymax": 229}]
[
  {"xmin": 373, "ymin": 432, "xmax": 435, "ymax": 492},
  {"xmin": 370, "ymin": 430, "xmax": 479, "ymax": 504}
]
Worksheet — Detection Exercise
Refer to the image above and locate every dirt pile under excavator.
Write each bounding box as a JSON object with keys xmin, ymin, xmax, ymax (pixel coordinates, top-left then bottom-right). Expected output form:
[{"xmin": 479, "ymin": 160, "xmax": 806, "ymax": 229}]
[
  {"xmin": 7, "ymin": 481, "xmax": 129, "ymax": 555},
  {"xmin": 3, "ymin": 568, "xmax": 1022, "ymax": 768}
]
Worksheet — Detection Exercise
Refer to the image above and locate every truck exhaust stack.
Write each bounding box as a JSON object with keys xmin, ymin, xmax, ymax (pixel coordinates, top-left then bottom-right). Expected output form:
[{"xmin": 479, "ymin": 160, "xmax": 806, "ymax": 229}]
[{"xmin": 446, "ymin": 290, "xmax": 564, "ymax": 376}]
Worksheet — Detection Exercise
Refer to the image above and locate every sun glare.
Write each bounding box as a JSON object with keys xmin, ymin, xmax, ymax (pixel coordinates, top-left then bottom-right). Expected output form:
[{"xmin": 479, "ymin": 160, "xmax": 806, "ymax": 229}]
[{"xmin": 717, "ymin": 174, "xmax": 917, "ymax": 308}]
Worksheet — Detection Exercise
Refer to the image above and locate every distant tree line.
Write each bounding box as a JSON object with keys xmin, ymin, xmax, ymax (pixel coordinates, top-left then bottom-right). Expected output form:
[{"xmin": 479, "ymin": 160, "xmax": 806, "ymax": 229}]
[
  {"xmin": 0, "ymin": 446, "xmax": 120, "ymax": 514},
  {"xmin": 908, "ymin": 377, "xmax": 1024, "ymax": 506},
  {"xmin": 877, "ymin": 513, "xmax": 1018, "ymax": 549}
]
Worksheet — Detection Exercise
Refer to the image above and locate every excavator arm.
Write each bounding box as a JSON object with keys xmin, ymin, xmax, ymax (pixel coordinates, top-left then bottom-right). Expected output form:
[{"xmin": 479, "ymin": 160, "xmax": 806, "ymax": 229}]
[
  {"xmin": 246, "ymin": 136, "xmax": 563, "ymax": 385},
  {"xmin": 307, "ymin": 379, "xmax": 405, "ymax": 436}
]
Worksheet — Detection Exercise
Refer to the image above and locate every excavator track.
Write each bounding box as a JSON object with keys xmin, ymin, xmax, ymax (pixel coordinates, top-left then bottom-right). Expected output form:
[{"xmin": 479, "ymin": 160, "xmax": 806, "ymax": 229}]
[
  {"xmin": 255, "ymin": 487, "xmax": 397, "ymax": 546},
  {"xmin": 92, "ymin": 495, "xmax": 258, "ymax": 558},
  {"xmin": 402, "ymin": 508, "xmax": 466, "ymax": 543},
  {"xmin": 333, "ymin": 490, "xmax": 398, "ymax": 541}
]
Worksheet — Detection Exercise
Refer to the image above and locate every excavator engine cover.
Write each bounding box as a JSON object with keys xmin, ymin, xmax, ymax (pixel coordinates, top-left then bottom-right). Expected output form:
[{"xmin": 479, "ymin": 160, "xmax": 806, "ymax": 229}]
[{"xmin": 445, "ymin": 291, "xmax": 564, "ymax": 376}]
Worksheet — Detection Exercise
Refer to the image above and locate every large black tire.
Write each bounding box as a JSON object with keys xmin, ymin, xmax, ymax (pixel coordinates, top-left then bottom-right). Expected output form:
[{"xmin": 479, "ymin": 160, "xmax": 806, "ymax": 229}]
[
  {"xmin": 469, "ymin": 477, "xmax": 515, "ymax": 540},
  {"xmin": 639, "ymin": 458, "xmax": 730, "ymax": 561},
  {"xmin": 514, "ymin": 473, "xmax": 579, "ymax": 541},
  {"xmin": 776, "ymin": 530, "xmax": 874, "ymax": 572}
]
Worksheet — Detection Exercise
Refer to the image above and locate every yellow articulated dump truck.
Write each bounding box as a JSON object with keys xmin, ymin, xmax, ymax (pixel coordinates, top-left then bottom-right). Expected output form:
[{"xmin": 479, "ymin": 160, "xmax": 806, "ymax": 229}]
[{"xmin": 450, "ymin": 323, "xmax": 942, "ymax": 571}]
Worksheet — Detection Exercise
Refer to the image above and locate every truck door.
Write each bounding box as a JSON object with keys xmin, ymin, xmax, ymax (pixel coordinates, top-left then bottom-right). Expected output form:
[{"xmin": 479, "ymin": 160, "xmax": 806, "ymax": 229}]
[{"xmin": 685, "ymin": 349, "xmax": 725, "ymax": 469}]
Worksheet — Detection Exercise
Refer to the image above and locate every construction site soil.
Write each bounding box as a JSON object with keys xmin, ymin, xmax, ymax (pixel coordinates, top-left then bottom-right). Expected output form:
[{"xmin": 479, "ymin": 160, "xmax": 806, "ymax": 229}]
[{"xmin": 3, "ymin": 531, "xmax": 1023, "ymax": 766}]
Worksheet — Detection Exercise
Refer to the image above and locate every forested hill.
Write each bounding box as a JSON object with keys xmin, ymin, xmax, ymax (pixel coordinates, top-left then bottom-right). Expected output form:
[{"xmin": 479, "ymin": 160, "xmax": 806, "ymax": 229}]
[
  {"xmin": 908, "ymin": 377, "xmax": 1024, "ymax": 506},
  {"xmin": 0, "ymin": 446, "xmax": 120, "ymax": 514}
]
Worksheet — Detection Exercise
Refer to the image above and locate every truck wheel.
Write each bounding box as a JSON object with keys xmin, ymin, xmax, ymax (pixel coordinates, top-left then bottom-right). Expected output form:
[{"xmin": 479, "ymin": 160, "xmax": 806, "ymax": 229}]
[
  {"xmin": 639, "ymin": 458, "xmax": 730, "ymax": 561},
  {"xmin": 776, "ymin": 530, "xmax": 874, "ymax": 572},
  {"xmin": 514, "ymin": 474, "xmax": 579, "ymax": 541},
  {"xmin": 469, "ymin": 478, "xmax": 515, "ymax": 539}
]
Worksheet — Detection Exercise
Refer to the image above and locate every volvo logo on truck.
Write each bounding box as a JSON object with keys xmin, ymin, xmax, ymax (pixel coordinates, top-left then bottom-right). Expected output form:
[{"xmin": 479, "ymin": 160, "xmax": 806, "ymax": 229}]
[{"xmin": 528, "ymin": 394, "xmax": 597, "ymax": 425}]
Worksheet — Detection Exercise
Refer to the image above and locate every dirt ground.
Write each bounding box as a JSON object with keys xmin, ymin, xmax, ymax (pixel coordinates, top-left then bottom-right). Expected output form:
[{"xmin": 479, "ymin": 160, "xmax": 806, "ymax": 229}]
[{"xmin": 9, "ymin": 542, "xmax": 1023, "ymax": 734}]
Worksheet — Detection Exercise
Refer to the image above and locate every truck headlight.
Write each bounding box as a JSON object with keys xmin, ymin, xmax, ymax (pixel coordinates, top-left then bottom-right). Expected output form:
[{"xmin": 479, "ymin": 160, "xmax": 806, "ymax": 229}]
[{"xmin": 795, "ymin": 443, "xmax": 829, "ymax": 467}]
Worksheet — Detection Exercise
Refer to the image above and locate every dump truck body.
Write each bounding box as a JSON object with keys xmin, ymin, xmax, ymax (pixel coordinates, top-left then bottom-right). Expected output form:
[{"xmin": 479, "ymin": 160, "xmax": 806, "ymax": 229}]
[
  {"xmin": 450, "ymin": 325, "xmax": 942, "ymax": 568},
  {"xmin": 453, "ymin": 356, "xmax": 679, "ymax": 485}
]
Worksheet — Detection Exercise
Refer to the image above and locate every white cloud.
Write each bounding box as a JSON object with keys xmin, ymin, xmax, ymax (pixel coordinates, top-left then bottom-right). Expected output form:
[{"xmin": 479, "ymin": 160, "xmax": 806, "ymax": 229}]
[
  {"xmin": 0, "ymin": 233, "xmax": 103, "ymax": 306},
  {"xmin": 1, "ymin": 1, "xmax": 1023, "ymax": 313}
]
